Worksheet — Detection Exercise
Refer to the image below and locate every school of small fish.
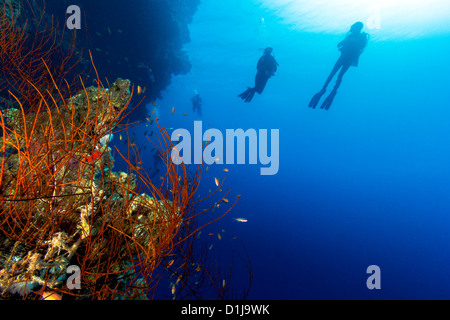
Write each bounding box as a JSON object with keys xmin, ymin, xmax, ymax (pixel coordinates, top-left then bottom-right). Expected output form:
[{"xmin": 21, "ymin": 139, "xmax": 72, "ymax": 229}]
[{"xmin": 108, "ymin": 107, "xmax": 249, "ymax": 284}]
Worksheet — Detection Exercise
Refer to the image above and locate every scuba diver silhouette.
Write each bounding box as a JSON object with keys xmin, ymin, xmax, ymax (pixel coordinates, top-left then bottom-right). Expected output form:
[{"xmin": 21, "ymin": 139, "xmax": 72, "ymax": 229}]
[
  {"xmin": 191, "ymin": 90, "xmax": 202, "ymax": 117},
  {"xmin": 309, "ymin": 22, "xmax": 369, "ymax": 110},
  {"xmin": 138, "ymin": 62, "xmax": 155, "ymax": 84},
  {"xmin": 239, "ymin": 47, "xmax": 279, "ymax": 103}
]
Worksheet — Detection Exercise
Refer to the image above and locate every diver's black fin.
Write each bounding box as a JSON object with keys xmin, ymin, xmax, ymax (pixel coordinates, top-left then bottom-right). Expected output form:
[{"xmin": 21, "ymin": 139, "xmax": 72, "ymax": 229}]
[
  {"xmin": 320, "ymin": 89, "xmax": 337, "ymax": 110},
  {"xmin": 244, "ymin": 89, "xmax": 255, "ymax": 102},
  {"xmin": 308, "ymin": 88, "xmax": 326, "ymax": 109},
  {"xmin": 238, "ymin": 87, "xmax": 255, "ymax": 103},
  {"xmin": 238, "ymin": 87, "xmax": 251, "ymax": 99}
]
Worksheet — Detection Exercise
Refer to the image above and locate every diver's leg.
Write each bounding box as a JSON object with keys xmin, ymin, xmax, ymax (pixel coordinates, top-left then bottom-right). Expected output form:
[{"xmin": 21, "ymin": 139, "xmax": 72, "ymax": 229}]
[
  {"xmin": 254, "ymin": 72, "xmax": 269, "ymax": 95},
  {"xmin": 321, "ymin": 63, "xmax": 351, "ymax": 110},
  {"xmin": 323, "ymin": 58, "xmax": 344, "ymax": 90},
  {"xmin": 333, "ymin": 63, "xmax": 351, "ymax": 91},
  {"xmin": 309, "ymin": 58, "xmax": 343, "ymax": 108}
]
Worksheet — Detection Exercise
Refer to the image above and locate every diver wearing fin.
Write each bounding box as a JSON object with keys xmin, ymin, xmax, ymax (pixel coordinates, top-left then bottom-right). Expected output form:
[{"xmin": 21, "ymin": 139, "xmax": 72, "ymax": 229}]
[
  {"xmin": 138, "ymin": 62, "xmax": 155, "ymax": 83},
  {"xmin": 309, "ymin": 22, "xmax": 369, "ymax": 110},
  {"xmin": 239, "ymin": 47, "xmax": 278, "ymax": 103},
  {"xmin": 191, "ymin": 89, "xmax": 202, "ymax": 117}
]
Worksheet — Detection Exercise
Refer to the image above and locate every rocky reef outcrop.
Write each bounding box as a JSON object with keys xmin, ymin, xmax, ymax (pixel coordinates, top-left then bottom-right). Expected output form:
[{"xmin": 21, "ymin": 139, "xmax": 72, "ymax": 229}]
[{"xmin": 43, "ymin": 0, "xmax": 201, "ymax": 121}]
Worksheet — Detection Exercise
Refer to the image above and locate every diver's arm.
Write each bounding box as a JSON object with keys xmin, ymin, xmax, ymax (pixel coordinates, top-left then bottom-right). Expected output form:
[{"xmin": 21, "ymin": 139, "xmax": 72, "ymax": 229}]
[
  {"xmin": 272, "ymin": 57, "xmax": 278, "ymax": 73},
  {"xmin": 264, "ymin": 57, "xmax": 278, "ymax": 76},
  {"xmin": 360, "ymin": 33, "xmax": 369, "ymax": 53},
  {"xmin": 257, "ymin": 57, "xmax": 264, "ymax": 71},
  {"xmin": 338, "ymin": 35, "xmax": 349, "ymax": 49}
]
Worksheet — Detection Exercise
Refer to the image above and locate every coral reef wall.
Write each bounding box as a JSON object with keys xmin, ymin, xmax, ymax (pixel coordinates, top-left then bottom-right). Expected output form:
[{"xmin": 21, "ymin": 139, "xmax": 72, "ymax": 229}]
[{"xmin": 44, "ymin": 0, "xmax": 200, "ymax": 120}]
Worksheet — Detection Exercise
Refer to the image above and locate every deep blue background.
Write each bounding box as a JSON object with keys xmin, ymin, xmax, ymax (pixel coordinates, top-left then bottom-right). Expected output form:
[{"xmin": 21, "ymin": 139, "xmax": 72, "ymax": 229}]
[{"xmin": 110, "ymin": 0, "xmax": 450, "ymax": 299}]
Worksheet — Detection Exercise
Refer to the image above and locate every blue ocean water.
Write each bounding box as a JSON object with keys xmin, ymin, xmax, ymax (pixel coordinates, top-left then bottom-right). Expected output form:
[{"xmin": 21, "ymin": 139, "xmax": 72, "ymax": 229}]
[{"xmin": 123, "ymin": 0, "xmax": 450, "ymax": 299}]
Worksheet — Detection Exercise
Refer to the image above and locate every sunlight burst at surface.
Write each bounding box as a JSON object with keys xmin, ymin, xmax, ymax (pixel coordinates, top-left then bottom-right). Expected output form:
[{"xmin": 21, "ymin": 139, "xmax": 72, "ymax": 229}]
[{"xmin": 259, "ymin": 0, "xmax": 450, "ymax": 40}]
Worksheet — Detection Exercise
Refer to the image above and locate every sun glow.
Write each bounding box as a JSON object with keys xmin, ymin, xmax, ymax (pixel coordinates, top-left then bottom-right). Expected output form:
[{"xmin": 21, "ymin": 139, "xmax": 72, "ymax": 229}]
[{"xmin": 259, "ymin": 0, "xmax": 450, "ymax": 40}]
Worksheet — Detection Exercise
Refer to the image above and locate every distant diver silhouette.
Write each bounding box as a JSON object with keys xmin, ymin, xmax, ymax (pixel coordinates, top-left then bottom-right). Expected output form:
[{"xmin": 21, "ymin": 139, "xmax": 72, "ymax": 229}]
[
  {"xmin": 309, "ymin": 22, "xmax": 369, "ymax": 110},
  {"xmin": 239, "ymin": 47, "xmax": 278, "ymax": 103},
  {"xmin": 138, "ymin": 62, "xmax": 155, "ymax": 83},
  {"xmin": 191, "ymin": 89, "xmax": 202, "ymax": 117}
]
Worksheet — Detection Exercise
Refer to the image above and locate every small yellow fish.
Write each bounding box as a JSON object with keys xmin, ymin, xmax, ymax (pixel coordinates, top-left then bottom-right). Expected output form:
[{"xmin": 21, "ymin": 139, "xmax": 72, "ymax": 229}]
[
  {"xmin": 146, "ymin": 116, "xmax": 151, "ymax": 122},
  {"xmin": 172, "ymin": 107, "xmax": 175, "ymax": 114},
  {"xmin": 223, "ymin": 198, "xmax": 229, "ymax": 203},
  {"xmin": 209, "ymin": 244, "xmax": 213, "ymax": 250},
  {"xmin": 208, "ymin": 233, "xmax": 214, "ymax": 236},
  {"xmin": 214, "ymin": 178, "xmax": 219, "ymax": 187},
  {"xmin": 234, "ymin": 218, "xmax": 248, "ymax": 223},
  {"xmin": 218, "ymin": 234, "xmax": 221, "ymax": 240},
  {"xmin": 41, "ymin": 291, "xmax": 62, "ymax": 300},
  {"xmin": 152, "ymin": 101, "xmax": 156, "ymax": 106},
  {"xmin": 196, "ymin": 266, "xmax": 201, "ymax": 272},
  {"xmin": 206, "ymin": 167, "xmax": 209, "ymax": 173},
  {"xmin": 223, "ymin": 168, "xmax": 229, "ymax": 172},
  {"xmin": 171, "ymin": 284, "xmax": 176, "ymax": 295},
  {"xmin": 167, "ymin": 259, "xmax": 174, "ymax": 267},
  {"xmin": 119, "ymin": 134, "xmax": 123, "ymax": 140},
  {"xmin": 183, "ymin": 113, "xmax": 188, "ymax": 116},
  {"xmin": 137, "ymin": 85, "xmax": 143, "ymax": 95},
  {"xmin": 222, "ymin": 279, "xmax": 226, "ymax": 288},
  {"xmin": 36, "ymin": 287, "xmax": 62, "ymax": 300}
]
